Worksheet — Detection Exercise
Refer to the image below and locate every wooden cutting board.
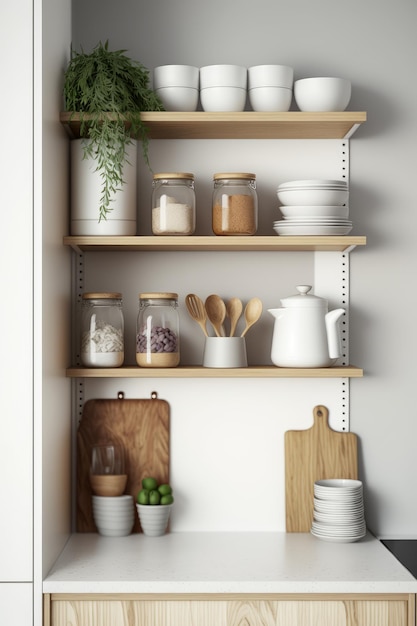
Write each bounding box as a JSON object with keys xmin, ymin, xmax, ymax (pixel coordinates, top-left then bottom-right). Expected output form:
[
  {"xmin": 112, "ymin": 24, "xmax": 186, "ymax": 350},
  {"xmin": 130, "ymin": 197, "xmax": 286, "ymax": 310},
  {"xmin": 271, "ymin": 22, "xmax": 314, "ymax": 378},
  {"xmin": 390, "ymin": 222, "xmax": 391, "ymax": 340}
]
[
  {"xmin": 285, "ymin": 404, "xmax": 358, "ymax": 533},
  {"xmin": 77, "ymin": 394, "xmax": 170, "ymax": 533}
]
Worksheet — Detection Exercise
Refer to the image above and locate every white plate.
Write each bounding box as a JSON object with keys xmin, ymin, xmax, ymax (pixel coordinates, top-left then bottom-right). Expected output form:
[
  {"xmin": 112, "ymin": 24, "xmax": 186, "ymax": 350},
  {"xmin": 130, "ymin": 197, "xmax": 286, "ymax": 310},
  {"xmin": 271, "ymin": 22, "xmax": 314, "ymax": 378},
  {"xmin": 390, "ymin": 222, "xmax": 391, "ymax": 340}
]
[
  {"xmin": 278, "ymin": 179, "xmax": 348, "ymax": 189},
  {"xmin": 274, "ymin": 225, "xmax": 353, "ymax": 235},
  {"xmin": 313, "ymin": 510, "xmax": 363, "ymax": 526},
  {"xmin": 279, "ymin": 205, "xmax": 349, "ymax": 218},
  {"xmin": 311, "ymin": 529, "xmax": 366, "ymax": 543},
  {"xmin": 275, "ymin": 218, "xmax": 352, "ymax": 224},
  {"xmin": 315, "ymin": 479, "xmax": 363, "ymax": 490}
]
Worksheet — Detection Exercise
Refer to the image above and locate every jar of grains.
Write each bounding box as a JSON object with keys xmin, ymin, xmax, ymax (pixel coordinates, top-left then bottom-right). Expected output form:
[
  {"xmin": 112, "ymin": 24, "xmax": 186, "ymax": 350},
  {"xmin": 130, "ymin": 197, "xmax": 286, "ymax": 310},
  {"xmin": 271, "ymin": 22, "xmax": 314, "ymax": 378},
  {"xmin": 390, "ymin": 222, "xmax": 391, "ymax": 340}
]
[
  {"xmin": 152, "ymin": 173, "xmax": 196, "ymax": 235},
  {"xmin": 212, "ymin": 172, "xmax": 258, "ymax": 236},
  {"xmin": 81, "ymin": 293, "xmax": 124, "ymax": 367},
  {"xmin": 136, "ymin": 293, "xmax": 180, "ymax": 367}
]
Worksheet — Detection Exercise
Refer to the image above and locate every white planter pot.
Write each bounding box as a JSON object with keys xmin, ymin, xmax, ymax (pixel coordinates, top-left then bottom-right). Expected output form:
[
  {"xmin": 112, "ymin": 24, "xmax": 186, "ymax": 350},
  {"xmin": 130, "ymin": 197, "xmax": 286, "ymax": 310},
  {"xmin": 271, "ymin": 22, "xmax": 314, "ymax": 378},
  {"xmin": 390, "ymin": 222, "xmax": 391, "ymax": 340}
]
[{"xmin": 71, "ymin": 138, "xmax": 138, "ymax": 235}]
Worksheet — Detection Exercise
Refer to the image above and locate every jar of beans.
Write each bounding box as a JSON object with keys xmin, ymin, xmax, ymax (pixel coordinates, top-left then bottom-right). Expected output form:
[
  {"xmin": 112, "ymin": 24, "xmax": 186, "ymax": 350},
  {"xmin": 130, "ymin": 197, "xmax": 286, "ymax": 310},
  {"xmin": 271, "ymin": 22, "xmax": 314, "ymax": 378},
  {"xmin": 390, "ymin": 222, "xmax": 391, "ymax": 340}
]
[
  {"xmin": 212, "ymin": 173, "xmax": 258, "ymax": 236},
  {"xmin": 136, "ymin": 293, "xmax": 180, "ymax": 367},
  {"xmin": 81, "ymin": 293, "xmax": 124, "ymax": 368},
  {"xmin": 152, "ymin": 173, "xmax": 196, "ymax": 235}
]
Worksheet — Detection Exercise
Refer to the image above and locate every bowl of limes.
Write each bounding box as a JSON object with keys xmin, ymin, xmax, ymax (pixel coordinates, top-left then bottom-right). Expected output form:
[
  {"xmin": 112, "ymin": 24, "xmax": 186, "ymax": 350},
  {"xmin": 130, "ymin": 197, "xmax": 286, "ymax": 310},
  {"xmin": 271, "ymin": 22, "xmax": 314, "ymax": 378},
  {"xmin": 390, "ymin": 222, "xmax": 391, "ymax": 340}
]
[{"xmin": 136, "ymin": 477, "xmax": 174, "ymax": 536}]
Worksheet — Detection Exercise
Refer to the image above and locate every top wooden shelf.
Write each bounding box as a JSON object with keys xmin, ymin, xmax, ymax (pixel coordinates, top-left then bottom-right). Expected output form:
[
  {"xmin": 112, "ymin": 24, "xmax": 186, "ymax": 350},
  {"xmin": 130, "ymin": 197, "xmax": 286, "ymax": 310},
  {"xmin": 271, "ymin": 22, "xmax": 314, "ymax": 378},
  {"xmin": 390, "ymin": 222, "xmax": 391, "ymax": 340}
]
[
  {"xmin": 60, "ymin": 111, "xmax": 367, "ymax": 140},
  {"xmin": 64, "ymin": 235, "xmax": 366, "ymax": 253}
]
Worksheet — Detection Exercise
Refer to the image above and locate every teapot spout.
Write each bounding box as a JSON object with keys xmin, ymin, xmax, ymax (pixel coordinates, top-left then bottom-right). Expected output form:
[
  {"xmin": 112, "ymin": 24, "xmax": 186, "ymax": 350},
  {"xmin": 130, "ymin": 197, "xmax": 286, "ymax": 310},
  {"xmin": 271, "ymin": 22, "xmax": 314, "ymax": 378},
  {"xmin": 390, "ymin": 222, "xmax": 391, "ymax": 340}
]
[{"xmin": 325, "ymin": 309, "xmax": 345, "ymax": 359}]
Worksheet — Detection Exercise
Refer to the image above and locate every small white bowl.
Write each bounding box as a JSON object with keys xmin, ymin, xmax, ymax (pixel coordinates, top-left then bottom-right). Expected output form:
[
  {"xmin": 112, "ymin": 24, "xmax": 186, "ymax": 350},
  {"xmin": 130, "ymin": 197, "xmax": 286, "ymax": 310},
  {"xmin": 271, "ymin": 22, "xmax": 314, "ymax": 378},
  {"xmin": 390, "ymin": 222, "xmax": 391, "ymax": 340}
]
[
  {"xmin": 294, "ymin": 77, "xmax": 351, "ymax": 112},
  {"xmin": 249, "ymin": 86, "xmax": 292, "ymax": 112},
  {"xmin": 153, "ymin": 64, "xmax": 199, "ymax": 89},
  {"xmin": 155, "ymin": 86, "xmax": 199, "ymax": 111},
  {"xmin": 200, "ymin": 64, "xmax": 247, "ymax": 88},
  {"xmin": 200, "ymin": 87, "xmax": 246, "ymax": 112},
  {"xmin": 279, "ymin": 204, "xmax": 349, "ymax": 218},
  {"xmin": 277, "ymin": 187, "xmax": 349, "ymax": 206},
  {"xmin": 248, "ymin": 64, "xmax": 293, "ymax": 89}
]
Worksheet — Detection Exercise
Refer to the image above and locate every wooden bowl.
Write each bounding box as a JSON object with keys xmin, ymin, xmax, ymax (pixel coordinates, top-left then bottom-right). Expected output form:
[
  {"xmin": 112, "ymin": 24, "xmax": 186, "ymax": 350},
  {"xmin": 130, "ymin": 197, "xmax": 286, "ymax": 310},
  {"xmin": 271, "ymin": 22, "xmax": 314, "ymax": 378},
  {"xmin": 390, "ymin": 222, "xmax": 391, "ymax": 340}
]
[{"xmin": 89, "ymin": 474, "xmax": 128, "ymax": 497}]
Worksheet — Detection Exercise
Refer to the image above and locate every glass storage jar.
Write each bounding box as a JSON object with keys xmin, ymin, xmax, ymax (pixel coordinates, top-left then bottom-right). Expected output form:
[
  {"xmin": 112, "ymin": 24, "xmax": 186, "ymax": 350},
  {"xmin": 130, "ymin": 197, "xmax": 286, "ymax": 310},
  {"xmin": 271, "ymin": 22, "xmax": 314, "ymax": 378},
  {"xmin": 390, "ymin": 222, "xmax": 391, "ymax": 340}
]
[
  {"xmin": 136, "ymin": 292, "xmax": 180, "ymax": 367},
  {"xmin": 212, "ymin": 172, "xmax": 258, "ymax": 235},
  {"xmin": 81, "ymin": 292, "xmax": 124, "ymax": 367},
  {"xmin": 152, "ymin": 172, "xmax": 196, "ymax": 235}
]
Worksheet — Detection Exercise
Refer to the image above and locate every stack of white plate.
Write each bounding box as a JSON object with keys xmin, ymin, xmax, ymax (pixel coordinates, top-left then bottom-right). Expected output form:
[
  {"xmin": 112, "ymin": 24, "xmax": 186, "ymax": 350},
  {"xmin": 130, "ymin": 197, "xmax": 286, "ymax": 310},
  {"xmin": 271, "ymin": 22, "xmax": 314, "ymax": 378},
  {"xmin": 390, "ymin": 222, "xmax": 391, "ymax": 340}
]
[
  {"xmin": 275, "ymin": 179, "xmax": 352, "ymax": 236},
  {"xmin": 311, "ymin": 479, "xmax": 366, "ymax": 543}
]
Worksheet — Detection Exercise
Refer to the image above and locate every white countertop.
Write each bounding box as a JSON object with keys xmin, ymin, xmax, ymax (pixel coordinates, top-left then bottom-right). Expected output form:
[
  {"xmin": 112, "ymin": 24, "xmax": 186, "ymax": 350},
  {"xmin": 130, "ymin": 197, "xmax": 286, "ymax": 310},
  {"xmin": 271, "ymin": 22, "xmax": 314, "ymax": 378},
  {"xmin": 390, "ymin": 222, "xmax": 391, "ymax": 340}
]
[{"xmin": 43, "ymin": 532, "xmax": 417, "ymax": 595}]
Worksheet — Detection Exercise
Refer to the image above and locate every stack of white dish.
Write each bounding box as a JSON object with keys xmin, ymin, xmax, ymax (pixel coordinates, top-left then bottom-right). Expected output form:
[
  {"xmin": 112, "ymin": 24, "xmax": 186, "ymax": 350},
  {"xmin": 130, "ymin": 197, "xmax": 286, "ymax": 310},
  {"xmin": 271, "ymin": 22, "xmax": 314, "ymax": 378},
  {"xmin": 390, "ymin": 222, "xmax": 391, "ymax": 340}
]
[
  {"xmin": 92, "ymin": 494, "xmax": 135, "ymax": 537},
  {"xmin": 311, "ymin": 479, "xmax": 366, "ymax": 543},
  {"xmin": 275, "ymin": 179, "xmax": 351, "ymax": 235}
]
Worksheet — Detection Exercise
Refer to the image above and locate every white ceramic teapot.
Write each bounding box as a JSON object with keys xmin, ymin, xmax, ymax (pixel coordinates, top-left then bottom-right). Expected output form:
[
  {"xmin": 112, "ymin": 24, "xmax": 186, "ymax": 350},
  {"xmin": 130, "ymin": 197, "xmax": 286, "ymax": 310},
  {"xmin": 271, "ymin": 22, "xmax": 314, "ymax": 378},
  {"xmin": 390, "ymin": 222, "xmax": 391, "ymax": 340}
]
[{"xmin": 268, "ymin": 285, "xmax": 345, "ymax": 368}]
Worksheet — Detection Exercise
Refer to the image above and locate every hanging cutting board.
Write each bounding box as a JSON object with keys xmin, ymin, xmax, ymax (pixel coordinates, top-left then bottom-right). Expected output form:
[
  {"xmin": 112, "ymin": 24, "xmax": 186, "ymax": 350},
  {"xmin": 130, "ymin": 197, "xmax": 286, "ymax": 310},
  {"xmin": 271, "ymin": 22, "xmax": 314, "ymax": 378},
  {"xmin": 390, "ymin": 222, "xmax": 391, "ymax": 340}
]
[
  {"xmin": 285, "ymin": 404, "xmax": 358, "ymax": 533},
  {"xmin": 77, "ymin": 393, "xmax": 170, "ymax": 533}
]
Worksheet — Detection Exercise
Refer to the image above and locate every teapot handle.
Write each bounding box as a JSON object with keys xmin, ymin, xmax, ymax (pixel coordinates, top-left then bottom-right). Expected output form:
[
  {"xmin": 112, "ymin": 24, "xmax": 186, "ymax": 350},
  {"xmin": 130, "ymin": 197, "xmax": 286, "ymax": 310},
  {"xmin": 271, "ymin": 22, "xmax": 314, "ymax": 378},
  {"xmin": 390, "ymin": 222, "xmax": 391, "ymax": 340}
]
[{"xmin": 325, "ymin": 309, "xmax": 345, "ymax": 359}]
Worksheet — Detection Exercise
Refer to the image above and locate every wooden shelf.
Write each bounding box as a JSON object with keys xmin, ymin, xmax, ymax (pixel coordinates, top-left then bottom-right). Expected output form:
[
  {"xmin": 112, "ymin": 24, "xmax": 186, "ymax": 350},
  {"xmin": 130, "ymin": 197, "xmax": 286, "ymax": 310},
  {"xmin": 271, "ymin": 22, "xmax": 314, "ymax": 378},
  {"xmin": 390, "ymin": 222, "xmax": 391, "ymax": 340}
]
[
  {"xmin": 60, "ymin": 111, "xmax": 367, "ymax": 140},
  {"xmin": 66, "ymin": 365, "xmax": 363, "ymax": 379},
  {"xmin": 64, "ymin": 235, "xmax": 366, "ymax": 253}
]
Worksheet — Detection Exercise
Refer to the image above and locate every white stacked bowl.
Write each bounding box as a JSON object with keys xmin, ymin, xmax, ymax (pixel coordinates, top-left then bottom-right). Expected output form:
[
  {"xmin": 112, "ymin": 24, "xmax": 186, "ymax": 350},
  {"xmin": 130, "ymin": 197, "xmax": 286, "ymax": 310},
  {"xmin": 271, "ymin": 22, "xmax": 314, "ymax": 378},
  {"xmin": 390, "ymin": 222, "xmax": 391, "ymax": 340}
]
[
  {"xmin": 311, "ymin": 479, "xmax": 366, "ymax": 543},
  {"xmin": 248, "ymin": 64, "xmax": 293, "ymax": 112},
  {"xmin": 153, "ymin": 65, "xmax": 199, "ymax": 111},
  {"xmin": 200, "ymin": 65, "xmax": 247, "ymax": 112},
  {"xmin": 277, "ymin": 179, "xmax": 349, "ymax": 207},
  {"xmin": 92, "ymin": 494, "xmax": 135, "ymax": 537}
]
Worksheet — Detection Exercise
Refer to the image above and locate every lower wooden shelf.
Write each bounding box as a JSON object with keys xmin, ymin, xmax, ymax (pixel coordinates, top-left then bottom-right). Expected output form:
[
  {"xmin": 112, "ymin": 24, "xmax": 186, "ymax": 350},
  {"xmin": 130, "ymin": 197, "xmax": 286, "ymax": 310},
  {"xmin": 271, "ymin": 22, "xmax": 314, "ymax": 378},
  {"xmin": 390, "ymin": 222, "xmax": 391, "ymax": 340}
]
[{"xmin": 66, "ymin": 365, "xmax": 363, "ymax": 378}]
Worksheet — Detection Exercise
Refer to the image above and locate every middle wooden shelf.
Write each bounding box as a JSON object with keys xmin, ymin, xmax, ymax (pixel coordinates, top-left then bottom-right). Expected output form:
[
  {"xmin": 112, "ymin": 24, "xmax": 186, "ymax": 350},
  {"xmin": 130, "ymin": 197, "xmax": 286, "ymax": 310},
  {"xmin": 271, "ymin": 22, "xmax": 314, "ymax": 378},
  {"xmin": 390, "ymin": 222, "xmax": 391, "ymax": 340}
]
[{"xmin": 66, "ymin": 365, "xmax": 363, "ymax": 378}]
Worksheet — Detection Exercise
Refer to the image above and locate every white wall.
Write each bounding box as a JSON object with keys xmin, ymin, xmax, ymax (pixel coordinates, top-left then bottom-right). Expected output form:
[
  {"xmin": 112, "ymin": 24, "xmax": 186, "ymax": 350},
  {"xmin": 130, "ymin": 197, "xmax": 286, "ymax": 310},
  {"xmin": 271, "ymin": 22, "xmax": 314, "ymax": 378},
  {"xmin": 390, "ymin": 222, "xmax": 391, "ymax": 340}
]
[{"xmin": 71, "ymin": 0, "xmax": 417, "ymax": 538}]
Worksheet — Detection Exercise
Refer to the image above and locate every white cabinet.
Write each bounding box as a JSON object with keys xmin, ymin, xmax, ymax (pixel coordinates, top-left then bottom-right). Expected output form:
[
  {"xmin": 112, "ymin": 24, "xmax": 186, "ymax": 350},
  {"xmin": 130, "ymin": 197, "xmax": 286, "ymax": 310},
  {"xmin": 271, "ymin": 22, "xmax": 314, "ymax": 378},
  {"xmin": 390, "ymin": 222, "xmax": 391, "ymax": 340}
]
[{"xmin": 0, "ymin": 0, "xmax": 33, "ymax": 586}]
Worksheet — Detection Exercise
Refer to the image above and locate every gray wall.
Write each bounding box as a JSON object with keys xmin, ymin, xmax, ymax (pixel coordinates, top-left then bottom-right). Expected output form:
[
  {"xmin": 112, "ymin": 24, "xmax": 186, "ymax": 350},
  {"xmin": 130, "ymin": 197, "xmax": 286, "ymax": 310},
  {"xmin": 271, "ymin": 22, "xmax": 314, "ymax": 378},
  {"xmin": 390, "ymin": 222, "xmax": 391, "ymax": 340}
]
[{"xmin": 71, "ymin": 0, "xmax": 417, "ymax": 538}]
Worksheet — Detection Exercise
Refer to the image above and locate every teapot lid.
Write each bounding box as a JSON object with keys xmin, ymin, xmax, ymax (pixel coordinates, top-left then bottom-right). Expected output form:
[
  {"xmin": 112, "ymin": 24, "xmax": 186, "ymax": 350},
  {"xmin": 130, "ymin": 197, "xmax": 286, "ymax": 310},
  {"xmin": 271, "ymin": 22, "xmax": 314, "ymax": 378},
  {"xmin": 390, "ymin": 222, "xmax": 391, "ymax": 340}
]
[{"xmin": 281, "ymin": 285, "xmax": 327, "ymax": 308}]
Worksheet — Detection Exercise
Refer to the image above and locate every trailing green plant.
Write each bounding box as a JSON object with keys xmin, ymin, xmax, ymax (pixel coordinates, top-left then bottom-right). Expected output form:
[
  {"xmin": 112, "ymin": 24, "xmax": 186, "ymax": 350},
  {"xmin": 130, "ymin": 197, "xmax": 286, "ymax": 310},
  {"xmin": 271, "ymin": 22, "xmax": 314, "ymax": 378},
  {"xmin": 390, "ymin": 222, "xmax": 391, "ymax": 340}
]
[{"xmin": 64, "ymin": 41, "xmax": 164, "ymax": 221}]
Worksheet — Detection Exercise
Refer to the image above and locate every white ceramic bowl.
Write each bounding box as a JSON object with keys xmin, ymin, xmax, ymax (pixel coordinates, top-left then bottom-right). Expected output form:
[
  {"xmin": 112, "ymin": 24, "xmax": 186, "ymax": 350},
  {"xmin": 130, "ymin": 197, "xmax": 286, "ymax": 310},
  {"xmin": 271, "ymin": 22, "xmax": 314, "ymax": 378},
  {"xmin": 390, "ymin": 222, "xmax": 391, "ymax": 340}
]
[
  {"xmin": 249, "ymin": 86, "xmax": 292, "ymax": 112},
  {"xmin": 277, "ymin": 187, "xmax": 349, "ymax": 206},
  {"xmin": 155, "ymin": 86, "xmax": 199, "ymax": 111},
  {"xmin": 153, "ymin": 64, "xmax": 199, "ymax": 89},
  {"xmin": 200, "ymin": 87, "xmax": 246, "ymax": 112},
  {"xmin": 248, "ymin": 64, "xmax": 293, "ymax": 89},
  {"xmin": 279, "ymin": 204, "xmax": 349, "ymax": 218},
  {"xmin": 200, "ymin": 64, "xmax": 247, "ymax": 88},
  {"xmin": 294, "ymin": 77, "xmax": 351, "ymax": 112}
]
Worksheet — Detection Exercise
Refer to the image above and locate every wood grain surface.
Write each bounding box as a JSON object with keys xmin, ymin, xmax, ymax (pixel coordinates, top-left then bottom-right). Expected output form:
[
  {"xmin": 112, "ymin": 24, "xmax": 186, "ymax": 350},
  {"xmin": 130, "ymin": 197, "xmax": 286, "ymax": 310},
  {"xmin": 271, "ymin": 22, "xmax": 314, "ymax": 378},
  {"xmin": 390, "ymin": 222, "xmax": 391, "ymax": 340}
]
[
  {"xmin": 77, "ymin": 397, "xmax": 170, "ymax": 533},
  {"xmin": 285, "ymin": 405, "xmax": 358, "ymax": 533}
]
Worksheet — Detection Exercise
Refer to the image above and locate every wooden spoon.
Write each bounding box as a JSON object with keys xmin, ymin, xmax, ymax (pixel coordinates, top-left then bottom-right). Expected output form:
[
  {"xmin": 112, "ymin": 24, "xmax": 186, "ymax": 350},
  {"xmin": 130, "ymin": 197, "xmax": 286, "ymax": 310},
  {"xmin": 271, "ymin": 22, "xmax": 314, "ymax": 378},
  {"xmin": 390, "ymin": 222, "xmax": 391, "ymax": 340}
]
[
  {"xmin": 185, "ymin": 294, "xmax": 208, "ymax": 337},
  {"xmin": 205, "ymin": 294, "xmax": 226, "ymax": 337},
  {"xmin": 226, "ymin": 297, "xmax": 243, "ymax": 337},
  {"xmin": 240, "ymin": 297, "xmax": 263, "ymax": 337}
]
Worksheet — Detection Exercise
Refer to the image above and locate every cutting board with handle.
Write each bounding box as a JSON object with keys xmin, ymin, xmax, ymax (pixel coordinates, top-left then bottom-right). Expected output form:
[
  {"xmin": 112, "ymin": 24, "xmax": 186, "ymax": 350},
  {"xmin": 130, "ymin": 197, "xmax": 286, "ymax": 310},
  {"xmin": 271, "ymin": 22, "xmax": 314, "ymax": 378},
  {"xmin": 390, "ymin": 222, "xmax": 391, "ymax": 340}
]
[
  {"xmin": 77, "ymin": 393, "xmax": 170, "ymax": 533},
  {"xmin": 285, "ymin": 404, "xmax": 358, "ymax": 532}
]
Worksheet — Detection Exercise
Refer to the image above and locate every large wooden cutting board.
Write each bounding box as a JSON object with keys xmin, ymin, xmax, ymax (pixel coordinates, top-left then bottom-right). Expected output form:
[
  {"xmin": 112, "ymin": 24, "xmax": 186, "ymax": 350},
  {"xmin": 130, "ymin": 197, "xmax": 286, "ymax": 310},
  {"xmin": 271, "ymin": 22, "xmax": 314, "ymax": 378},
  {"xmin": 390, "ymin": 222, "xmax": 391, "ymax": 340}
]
[
  {"xmin": 77, "ymin": 395, "xmax": 170, "ymax": 533},
  {"xmin": 285, "ymin": 404, "xmax": 358, "ymax": 533}
]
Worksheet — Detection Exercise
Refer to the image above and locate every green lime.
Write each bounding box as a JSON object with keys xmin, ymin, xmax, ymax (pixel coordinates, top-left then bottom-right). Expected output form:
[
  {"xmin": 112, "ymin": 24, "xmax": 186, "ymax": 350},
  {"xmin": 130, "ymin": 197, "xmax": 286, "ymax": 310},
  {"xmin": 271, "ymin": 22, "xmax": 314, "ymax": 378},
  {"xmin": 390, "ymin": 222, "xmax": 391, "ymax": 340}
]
[
  {"xmin": 158, "ymin": 483, "xmax": 172, "ymax": 496},
  {"xmin": 160, "ymin": 494, "xmax": 174, "ymax": 505},
  {"xmin": 149, "ymin": 489, "xmax": 161, "ymax": 505},
  {"xmin": 137, "ymin": 488, "xmax": 149, "ymax": 505},
  {"xmin": 142, "ymin": 477, "xmax": 158, "ymax": 491}
]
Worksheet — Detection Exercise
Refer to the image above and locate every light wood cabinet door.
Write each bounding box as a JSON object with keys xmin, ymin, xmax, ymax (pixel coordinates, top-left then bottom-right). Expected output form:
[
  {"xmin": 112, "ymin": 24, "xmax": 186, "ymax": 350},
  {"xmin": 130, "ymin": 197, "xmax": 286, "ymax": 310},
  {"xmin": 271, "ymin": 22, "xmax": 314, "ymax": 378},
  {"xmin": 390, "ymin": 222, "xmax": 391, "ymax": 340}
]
[{"xmin": 46, "ymin": 593, "xmax": 415, "ymax": 626}]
